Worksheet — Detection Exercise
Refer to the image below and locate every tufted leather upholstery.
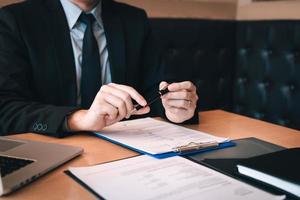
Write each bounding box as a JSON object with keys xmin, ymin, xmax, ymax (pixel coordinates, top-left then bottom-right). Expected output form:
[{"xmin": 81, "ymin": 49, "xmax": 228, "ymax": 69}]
[
  {"xmin": 150, "ymin": 19, "xmax": 300, "ymax": 130},
  {"xmin": 235, "ymin": 21, "xmax": 300, "ymax": 130}
]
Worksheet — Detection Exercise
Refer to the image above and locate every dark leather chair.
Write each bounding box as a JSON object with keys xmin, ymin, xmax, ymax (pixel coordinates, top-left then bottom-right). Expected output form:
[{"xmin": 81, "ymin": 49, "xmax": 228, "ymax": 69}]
[{"xmin": 150, "ymin": 19, "xmax": 300, "ymax": 130}]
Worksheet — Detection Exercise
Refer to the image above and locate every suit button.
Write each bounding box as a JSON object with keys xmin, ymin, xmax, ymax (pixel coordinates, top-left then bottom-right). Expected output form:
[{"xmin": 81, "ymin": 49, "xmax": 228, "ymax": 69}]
[
  {"xmin": 33, "ymin": 123, "xmax": 38, "ymax": 131},
  {"xmin": 42, "ymin": 124, "xmax": 48, "ymax": 131},
  {"xmin": 37, "ymin": 123, "xmax": 43, "ymax": 131}
]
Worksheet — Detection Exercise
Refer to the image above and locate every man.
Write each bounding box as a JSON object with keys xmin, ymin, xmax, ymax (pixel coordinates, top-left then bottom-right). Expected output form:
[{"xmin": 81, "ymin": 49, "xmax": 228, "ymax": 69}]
[{"xmin": 0, "ymin": 0, "xmax": 199, "ymax": 137}]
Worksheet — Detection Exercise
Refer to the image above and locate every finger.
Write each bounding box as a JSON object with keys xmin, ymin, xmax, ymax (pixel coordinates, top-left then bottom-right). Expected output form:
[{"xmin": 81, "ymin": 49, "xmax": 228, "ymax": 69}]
[
  {"xmin": 164, "ymin": 91, "xmax": 192, "ymax": 101},
  {"xmin": 159, "ymin": 81, "xmax": 169, "ymax": 90},
  {"xmin": 161, "ymin": 98, "xmax": 172, "ymax": 109},
  {"xmin": 104, "ymin": 114, "xmax": 120, "ymax": 126},
  {"xmin": 164, "ymin": 92, "xmax": 199, "ymax": 106},
  {"xmin": 168, "ymin": 81, "xmax": 196, "ymax": 92},
  {"xmin": 100, "ymin": 102, "xmax": 119, "ymax": 121},
  {"xmin": 103, "ymin": 93, "xmax": 127, "ymax": 120},
  {"xmin": 165, "ymin": 99, "xmax": 196, "ymax": 110},
  {"xmin": 101, "ymin": 84, "xmax": 134, "ymax": 118},
  {"xmin": 167, "ymin": 107, "xmax": 186, "ymax": 115},
  {"xmin": 104, "ymin": 115, "xmax": 115, "ymax": 126},
  {"xmin": 131, "ymin": 106, "xmax": 150, "ymax": 115},
  {"xmin": 108, "ymin": 83, "xmax": 147, "ymax": 106}
]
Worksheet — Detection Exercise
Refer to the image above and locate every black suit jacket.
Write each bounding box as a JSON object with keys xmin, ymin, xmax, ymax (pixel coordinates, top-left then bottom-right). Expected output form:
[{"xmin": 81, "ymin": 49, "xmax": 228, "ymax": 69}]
[{"xmin": 0, "ymin": 0, "xmax": 198, "ymax": 137}]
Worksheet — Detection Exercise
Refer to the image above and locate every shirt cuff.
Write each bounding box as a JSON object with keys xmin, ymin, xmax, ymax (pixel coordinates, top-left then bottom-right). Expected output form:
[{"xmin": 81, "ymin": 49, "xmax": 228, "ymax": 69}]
[{"xmin": 62, "ymin": 116, "xmax": 71, "ymax": 132}]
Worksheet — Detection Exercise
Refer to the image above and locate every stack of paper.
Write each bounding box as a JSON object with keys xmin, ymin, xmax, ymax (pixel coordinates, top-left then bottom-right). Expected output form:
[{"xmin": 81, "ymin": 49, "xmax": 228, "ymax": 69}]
[{"xmin": 68, "ymin": 155, "xmax": 285, "ymax": 200}]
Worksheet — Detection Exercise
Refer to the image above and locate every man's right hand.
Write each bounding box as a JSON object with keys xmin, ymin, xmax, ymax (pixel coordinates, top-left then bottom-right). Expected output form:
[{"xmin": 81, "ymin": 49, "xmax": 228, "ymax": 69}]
[{"xmin": 67, "ymin": 83, "xmax": 150, "ymax": 132}]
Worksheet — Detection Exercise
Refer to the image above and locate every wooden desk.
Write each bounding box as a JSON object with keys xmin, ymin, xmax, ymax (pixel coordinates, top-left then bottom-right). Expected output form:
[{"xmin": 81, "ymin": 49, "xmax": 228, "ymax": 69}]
[{"xmin": 1, "ymin": 110, "xmax": 300, "ymax": 200}]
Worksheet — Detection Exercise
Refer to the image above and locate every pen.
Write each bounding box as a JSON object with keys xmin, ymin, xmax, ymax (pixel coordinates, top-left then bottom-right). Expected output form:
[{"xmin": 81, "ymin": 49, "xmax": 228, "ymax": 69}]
[
  {"xmin": 172, "ymin": 141, "xmax": 219, "ymax": 153},
  {"xmin": 133, "ymin": 86, "xmax": 169, "ymax": 111}
]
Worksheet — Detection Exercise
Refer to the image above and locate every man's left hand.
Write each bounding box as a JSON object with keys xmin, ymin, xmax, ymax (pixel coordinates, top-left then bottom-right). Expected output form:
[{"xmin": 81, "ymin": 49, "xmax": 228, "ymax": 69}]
[{"xmin": 160, "ymin": 81, "xmax": 198, "ymax": 123}]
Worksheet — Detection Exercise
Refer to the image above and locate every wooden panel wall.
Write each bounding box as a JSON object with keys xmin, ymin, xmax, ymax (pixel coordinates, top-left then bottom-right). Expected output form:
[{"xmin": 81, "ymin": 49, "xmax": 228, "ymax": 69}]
[
  {"xmin": 1, "ymin": 0, "xmax": 300, "ymax": 20},
  {"xmin": 117, "ymin": 0, "xmax": 300, "ymax": 20},
  {"xmin": 117, "ymin": 0, "xmax": 237, "ymax": 19},
  {"xmin": 237, "ymin": 1, "xmax": 300, "ymax": 20},
  {"xmin": 0, "ymin": 0, "xmax": 23, "ymax": 7}
]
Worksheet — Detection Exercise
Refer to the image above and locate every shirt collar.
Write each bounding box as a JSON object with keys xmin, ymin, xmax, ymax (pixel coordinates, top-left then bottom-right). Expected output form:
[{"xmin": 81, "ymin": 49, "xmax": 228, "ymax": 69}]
[
  {"xmin": 91, "ymin": 2, "xmax": 103, "ymax": 28},
  {"xmin": 60, "ymin": 0, "xmax": 103, "ymax": 30}
]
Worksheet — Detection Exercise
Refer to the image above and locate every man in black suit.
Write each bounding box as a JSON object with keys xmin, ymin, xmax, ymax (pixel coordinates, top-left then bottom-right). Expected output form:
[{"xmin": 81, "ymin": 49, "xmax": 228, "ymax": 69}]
[{"xmin": 0, "ymin": 0, "xmax": 199, "ymax": 137}]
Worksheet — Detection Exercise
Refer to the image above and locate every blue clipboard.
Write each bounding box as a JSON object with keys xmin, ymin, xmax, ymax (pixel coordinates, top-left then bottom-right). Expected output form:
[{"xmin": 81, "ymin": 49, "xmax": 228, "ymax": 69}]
[{"xmin": 93, "ymin": 132, "xmax": 236, "ymax": 159}]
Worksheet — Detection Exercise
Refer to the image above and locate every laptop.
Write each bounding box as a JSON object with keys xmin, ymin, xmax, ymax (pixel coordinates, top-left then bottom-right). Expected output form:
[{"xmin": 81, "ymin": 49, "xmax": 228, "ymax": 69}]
[{"xmin": 0, "ymin": 136, "xmax": 83, "ymax": 196}]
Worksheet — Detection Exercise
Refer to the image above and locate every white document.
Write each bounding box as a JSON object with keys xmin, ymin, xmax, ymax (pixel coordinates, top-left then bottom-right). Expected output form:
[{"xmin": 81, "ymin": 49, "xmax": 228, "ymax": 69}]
[
  {"xmin": 0, "ymin": 171, "xmax": 3, "ymax": 196},
  {"xmin": 69, "ymin": 155, "xmax": 285, "ymax": 200},
  {"xmin": 96, "ymin": 118, "xmax": 229, "ymax": 155}
]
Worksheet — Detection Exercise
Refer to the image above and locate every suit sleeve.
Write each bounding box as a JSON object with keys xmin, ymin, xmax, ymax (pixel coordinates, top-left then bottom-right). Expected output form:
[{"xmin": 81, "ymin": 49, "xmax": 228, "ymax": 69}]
[
  {"xmin": 139, "ymin": 12, "xmax": 199, "ymax": 124},
  {"xmin": 0, "ymin": 9, "xmax": 79, "ymax": 137}
]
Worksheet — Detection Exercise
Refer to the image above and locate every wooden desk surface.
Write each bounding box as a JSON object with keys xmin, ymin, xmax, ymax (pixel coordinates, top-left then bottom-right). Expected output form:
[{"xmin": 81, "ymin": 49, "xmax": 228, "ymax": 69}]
[{"xmin": 1, "ymin": 110, "xmax": 300, "ymax": 200}]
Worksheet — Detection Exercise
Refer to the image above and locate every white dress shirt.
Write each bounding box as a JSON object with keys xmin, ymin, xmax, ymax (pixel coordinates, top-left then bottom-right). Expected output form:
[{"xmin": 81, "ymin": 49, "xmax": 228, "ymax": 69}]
[{"xmin": 60, "ymin": 0, "xmax": 112, "ymax": 105}]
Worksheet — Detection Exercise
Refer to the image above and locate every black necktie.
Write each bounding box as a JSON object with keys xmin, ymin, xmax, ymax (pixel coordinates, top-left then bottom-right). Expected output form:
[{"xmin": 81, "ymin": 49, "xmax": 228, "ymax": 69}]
[{"xmin": 80, "ymin": 13, "xmax": 102, "ymax": 109}]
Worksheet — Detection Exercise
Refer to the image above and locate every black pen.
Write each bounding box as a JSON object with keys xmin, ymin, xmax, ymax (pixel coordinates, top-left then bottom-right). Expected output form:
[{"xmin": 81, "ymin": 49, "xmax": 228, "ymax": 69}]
[{"xmin": 133, "ymin": 86, "xmax": 169, "ymax": 112}]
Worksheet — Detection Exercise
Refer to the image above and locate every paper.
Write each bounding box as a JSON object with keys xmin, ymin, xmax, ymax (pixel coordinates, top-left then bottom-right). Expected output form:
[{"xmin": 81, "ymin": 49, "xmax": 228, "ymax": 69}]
[
  {"xmin": 69, "ymin": 155, "xmax": 285, "ymax": 200},
  {"xmin": 96, "ymin": 118, "xmax": 229, "ymax": 154},
  {"xmin": 0, "ymin": 171, "xmax": 3, "ymax": 196}
]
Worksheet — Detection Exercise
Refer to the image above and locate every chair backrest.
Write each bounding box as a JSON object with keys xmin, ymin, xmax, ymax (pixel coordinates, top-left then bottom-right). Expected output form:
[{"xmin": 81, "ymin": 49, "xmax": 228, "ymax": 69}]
[
  {"xmin": 150, "ymin": 18, "xmax": 300, "ymax": 129},
  {"xmin": 234, "ymin": 20, "xmax": 300, "ymax": 129}
]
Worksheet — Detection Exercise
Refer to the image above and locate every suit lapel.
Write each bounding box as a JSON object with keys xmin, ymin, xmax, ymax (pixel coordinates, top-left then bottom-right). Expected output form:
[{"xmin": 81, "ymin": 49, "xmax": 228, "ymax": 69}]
[
  {"xmin": 102, "ymin": 0, "xmax": 126, "ymax": 84},
  {"xmin": 44, "ymin": 0, "xmax": 77, "ymax": 106}
]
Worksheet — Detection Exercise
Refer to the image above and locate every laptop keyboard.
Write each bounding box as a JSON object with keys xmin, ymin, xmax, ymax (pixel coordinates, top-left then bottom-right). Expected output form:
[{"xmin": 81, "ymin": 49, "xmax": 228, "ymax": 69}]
[{"xmin": 0, "ymin": 155, "xmax": 34, "ymax": 177}]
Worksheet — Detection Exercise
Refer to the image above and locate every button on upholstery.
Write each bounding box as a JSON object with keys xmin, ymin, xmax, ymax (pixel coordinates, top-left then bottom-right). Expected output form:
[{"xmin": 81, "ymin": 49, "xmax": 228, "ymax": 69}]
[
  {"xmin": 240, "ymin": 48, "xmax": 250, "ymax": 55},
  {"xmin": 289, "ymin": 84, "xmax": 295, "ymax": 91},
  {"xmin": 278, "ymin": 118, "xmax": 290, "ymax": 126},
  {"xmin": 267, "ymin": 49, "xmax": 273, "ymax": 56},
  {"xmin": 168, "ymin": 48, "xmax": 178, "ymax": 57},
  {"xmin": 254, "ymin": 112, "xmax": 265, "ymax": 119},
  {"xmin": 264, "ymin": 81, "xmax": 270, "ymax": 88},
  {"xmin": 195, "ymin": 49, "xmax": 203, "ymax": 56}
]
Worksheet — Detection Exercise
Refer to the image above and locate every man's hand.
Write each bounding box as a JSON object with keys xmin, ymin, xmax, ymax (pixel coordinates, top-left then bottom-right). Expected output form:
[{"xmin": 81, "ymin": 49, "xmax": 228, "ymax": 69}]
[
  {"xmin": 67, "ymin": 83, "xmax": 150, "ymax": 132},
  {"xmin": 160, "ymin": 81, "xmax": 198, "ymax": 123}
]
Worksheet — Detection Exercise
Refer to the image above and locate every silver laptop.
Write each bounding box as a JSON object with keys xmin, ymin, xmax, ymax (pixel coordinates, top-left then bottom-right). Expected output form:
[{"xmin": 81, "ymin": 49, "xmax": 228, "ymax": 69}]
[{"xmin": 0, "ymin": 136, "xmax": 83, "ymax": 196}]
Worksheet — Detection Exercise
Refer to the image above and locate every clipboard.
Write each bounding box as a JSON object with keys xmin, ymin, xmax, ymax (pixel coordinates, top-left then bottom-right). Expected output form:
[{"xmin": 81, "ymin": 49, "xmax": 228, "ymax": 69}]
[{"xmin": 94, "ymin": 132, "xmax": 235, "ymax": 159}]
